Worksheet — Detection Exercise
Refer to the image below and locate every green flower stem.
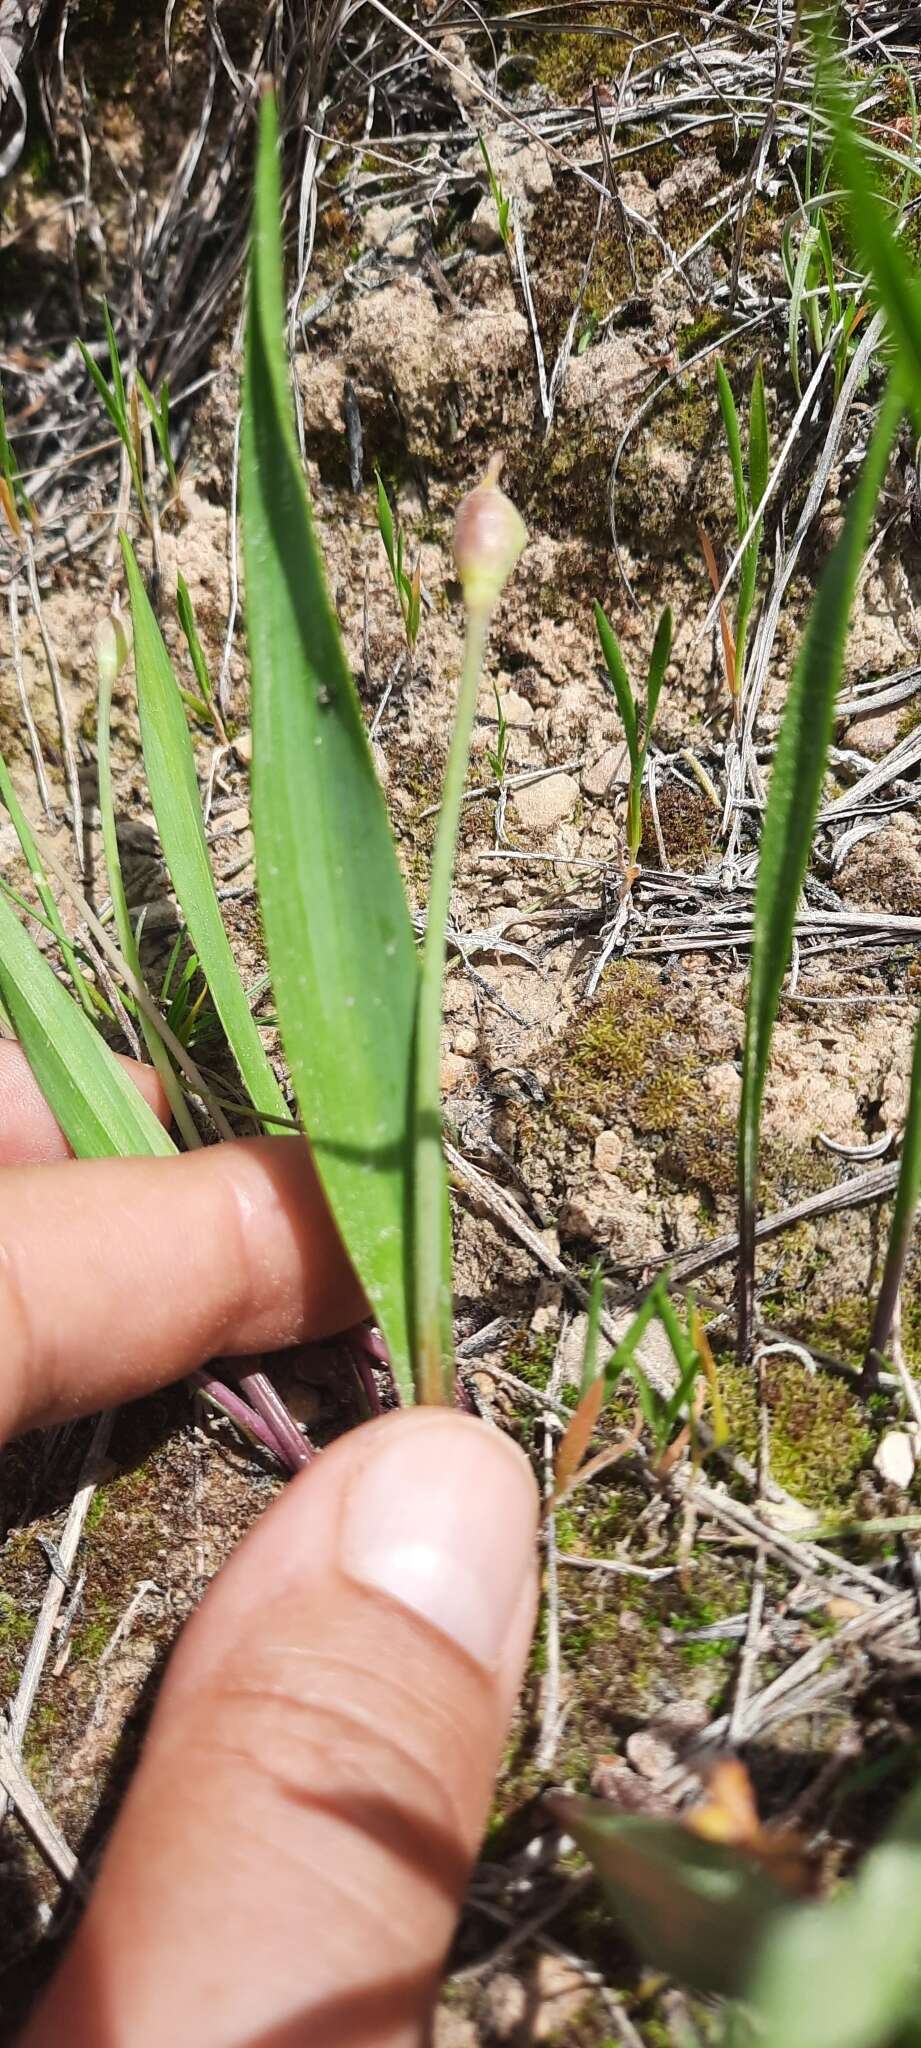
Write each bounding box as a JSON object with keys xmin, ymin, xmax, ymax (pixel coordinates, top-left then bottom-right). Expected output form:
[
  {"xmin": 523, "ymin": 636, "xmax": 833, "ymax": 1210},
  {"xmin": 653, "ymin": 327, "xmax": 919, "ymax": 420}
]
[{"xmin": 412, "ymin": 601, "xmax": 490, "ymax": 1404}]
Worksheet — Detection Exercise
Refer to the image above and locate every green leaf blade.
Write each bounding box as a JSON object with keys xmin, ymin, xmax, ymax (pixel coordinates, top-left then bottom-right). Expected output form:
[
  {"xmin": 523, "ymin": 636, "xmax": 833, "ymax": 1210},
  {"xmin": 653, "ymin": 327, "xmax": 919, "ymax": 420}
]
[
  {"xmin": 551, "ymin": 1794, "xmax": 787, "ymax": 1998},
  {"xmin": 121, "ymin": 533, "xmax": 289, "ymax": 1133},
  {"xmin": 737, "ymin": 372, "xmax": 905, "ymax": 1354},
  {"xmin": 242, "ymin": 90, "xmax": 418, "ymax": 1394},
  {"xmin": 715, "ymin": 359, "xmax": 748, "ymax": 537},
  {"xmin": 594, "ymin": 601, "xmax": 638, "ymax": 764},
  {"xmin": 0, "ymin": 887, "xmax": 175, "ymax": 1160}
]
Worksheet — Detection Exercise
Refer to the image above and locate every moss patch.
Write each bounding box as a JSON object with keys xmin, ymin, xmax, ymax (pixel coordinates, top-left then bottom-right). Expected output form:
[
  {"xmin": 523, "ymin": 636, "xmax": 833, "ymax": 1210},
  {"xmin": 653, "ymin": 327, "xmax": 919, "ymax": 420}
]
[{"xmin": 718, "ymin": 1356, "xmax": 872, "ymax": 1509}]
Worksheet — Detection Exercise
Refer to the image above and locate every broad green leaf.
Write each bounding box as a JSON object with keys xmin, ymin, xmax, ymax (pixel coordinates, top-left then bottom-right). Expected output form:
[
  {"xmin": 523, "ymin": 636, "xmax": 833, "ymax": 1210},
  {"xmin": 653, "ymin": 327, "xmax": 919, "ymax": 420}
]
[
  {"xmin": 0, "ymin": 885, "xmax": 175, "ymax": 1159},
  {"xmin": 241, "ymin": 90, "xmax": 418, "ymax": 1395},
  {"xmin": 737, "ymin": 371, "xmax": 905, "ymax": 1356},
  {"xmin": 551, "ymin": 1794, "xmax": 787, "ymax": 1997},
  {"xmin": 642, "ymin": 604, "xmax": 672, "ymax": 747},
  {"xmin": 747, "ymin": 1780, "xmax": 921, "ymax": 2048},
  {"xmin": 715, "ymin": 360, "xmax": 748, "ymax": 538},
  {"xmin": 594, "ymin": 601, "xmax": 638, "ymax": 764},
  {"xmin": 121, "ymin": 533, "xmax": 289, "ymax": 1132}
]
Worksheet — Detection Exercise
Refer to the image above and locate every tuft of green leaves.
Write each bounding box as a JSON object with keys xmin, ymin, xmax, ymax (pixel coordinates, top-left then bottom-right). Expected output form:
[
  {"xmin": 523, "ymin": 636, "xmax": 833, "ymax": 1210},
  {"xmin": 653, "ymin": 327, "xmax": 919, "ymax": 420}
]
[
  {"xmin": 176, "ymin": 573, "xmax": 225, "ymax": 739},
  {"xmin": 136, "ymin": 371, "xmax": 180, "ymax": 497},
  {"xmin": 594, "ymin": 600, "xmax": 672, "ymax": 871},
  {"xmin": 375, "ymin": 470, "xmax": 422, "ymax": 658},
  {"xmin": 711, "ymin": 357, "xmax": 769, "ymax": 722},
  {"xmin": 478, "ymin": 134, "xmax": 512, "ymax": 249},
  {"xmin": 79, "ymin": 302, "xmax": 149, "ymax": 523}
]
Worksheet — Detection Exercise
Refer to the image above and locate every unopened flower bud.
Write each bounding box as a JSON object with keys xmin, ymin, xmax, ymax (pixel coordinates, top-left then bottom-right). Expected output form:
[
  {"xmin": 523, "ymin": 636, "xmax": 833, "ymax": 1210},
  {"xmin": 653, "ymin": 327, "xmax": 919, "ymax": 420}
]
[
  {"xmin": 453, "ymin": 456, "xmax": 526, "ymax": 615},
  {"xmin": 94, "ymin": 612, "xmax": 130, "ymax": 687}
]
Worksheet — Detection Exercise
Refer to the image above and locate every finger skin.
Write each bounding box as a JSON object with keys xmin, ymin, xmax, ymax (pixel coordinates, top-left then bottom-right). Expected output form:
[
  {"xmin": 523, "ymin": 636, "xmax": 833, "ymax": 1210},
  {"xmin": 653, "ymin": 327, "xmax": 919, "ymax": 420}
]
[
  {"xmin": 22, "ymin": 1410, "xmax": 540, "ymax": 2048},
  {"xmin": 0, "ymin": 1040, "xmax": 170, "ymax": 1164},
  {"xmin": 0, "ymin": 1139, "xmax": 366, "ymax": 1441}
]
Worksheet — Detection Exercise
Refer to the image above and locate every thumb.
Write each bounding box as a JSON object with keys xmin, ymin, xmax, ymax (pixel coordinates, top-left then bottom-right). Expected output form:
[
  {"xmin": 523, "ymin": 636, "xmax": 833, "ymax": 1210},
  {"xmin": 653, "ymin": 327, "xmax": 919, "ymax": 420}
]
[{"xmin": 23, "ymin": 1410, "xmax": 539, "ymax": 2048}]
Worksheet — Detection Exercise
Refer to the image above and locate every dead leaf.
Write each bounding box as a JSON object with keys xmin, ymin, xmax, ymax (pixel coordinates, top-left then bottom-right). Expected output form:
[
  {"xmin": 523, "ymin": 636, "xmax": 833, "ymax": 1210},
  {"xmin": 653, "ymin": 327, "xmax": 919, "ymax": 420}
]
[{"xmin": 552, "ymin": 1374, "xmax": 605, "ymax": 1503}]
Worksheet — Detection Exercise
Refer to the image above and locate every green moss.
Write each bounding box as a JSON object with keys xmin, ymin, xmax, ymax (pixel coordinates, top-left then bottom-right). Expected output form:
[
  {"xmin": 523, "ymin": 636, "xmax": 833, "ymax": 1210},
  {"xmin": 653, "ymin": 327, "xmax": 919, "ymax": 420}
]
[
  {"xmin": 718, "ymin": 1357, "xmax": 871, "ymax": 1509},
  {"xmin": 505, "ymin": 1328, "xmax": 558, "ymax": 1393},
  {"xmin": 677, "ymin": 308, "xmax": 732, "ymax": 361},
  {"xmin": 640, "ymin": 783, "xmax": 716, "ymax": 871},
  {"xmin": 531, "ymin": 12, "xmax": 631, "ymax": 99},
  {"xmin": 0, "ymin": 1596, "xmax": 33, "ymax": 1694},
  {"xmin": 511, "ymin": 420, "xmax": 613, "ymax": 542}
]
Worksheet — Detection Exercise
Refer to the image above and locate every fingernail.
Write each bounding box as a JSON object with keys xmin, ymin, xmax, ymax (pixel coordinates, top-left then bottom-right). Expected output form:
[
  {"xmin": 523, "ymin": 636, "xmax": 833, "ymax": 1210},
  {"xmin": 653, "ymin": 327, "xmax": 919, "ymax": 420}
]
[{"xmin": 339, "ymin": 1415, "xmax": 538, "ymax": 1669}]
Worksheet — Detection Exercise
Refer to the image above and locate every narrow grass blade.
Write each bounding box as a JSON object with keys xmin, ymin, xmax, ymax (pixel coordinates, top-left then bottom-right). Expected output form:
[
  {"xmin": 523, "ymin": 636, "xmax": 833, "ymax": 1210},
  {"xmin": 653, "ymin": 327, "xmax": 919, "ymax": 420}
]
[
  {"xmin": 642, "ymin": 605, "xmax": 672, "ymax": 742},
  {"xmin": 410, "ymin": 608, "xmax": 486, "ymax": 1401},
  {"xmin": 103, "ymin": 300, "xmax": 127, "ymax": 420},
  {"xmin": 0, "ymin": 747, "xmax": 95, "ymax": 1016},
  {"xmin": 97, "ymin": 663, "xmax": 200, "ymax": 1149},
  {"xmin": 594, "ymin": 601, "xmax": 638, "ymax": 764},
  {"xmin": 715, "ymin": 360, "xmax": 748, "ymax": 537},
  {"xmin": 821, "ymin": 47, "xmax": 921, "ymax": 434},
  {"xmin": 78, "ymin": 340, "xmax": 124, "ymax": 437},
  {"xmin": 864, "ymin": 1007, "xmax": 921, "ymax": 1379},
  {"xmin": 121, "ymin": 534, "xmax": 289, "ymax": 1132},
  {"xmin": 737, "ymin": 372, "xmax": 905, "ymax": 1358},
  {"xmin": 177, "ymin": 573, "xmax": 214, "ymax": 707},
  {"xmin": 0, "ymin": 886, "xmax": 175, "ymax": 1159},
  {"xmin": 748, "ymin": 360, "xmax": 769, "ymax": 513},
  {"xmin": 375, "ymin": 469, "xmax": 398, "ymax": 581},
  {"xmin": 787, "ymin": 227, "xmax": 819, "ymax": 399},
  {"xmin": 242, "ymin": 90, "xmax": 418, "ymax": 1395}
]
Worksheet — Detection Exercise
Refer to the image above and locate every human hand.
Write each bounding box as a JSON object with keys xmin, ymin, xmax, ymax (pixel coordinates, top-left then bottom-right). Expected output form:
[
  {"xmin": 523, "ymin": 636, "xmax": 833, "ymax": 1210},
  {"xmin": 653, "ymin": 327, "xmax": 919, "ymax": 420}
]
[{"xmin": 1, "ymin": 1043, "xmax": 539, "ymax": 2047}]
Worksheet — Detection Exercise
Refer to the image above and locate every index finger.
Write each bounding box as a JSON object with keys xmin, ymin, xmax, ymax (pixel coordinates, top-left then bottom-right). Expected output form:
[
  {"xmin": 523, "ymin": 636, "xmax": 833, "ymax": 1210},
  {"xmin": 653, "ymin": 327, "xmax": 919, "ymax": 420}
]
[
  {"xmin": 0, "ymin": 1039, "xmax": 170, "ymax": 1164},
  {"xmin": 0, "ymin": 1138, "xmax": 366, "ymax": 1442}
]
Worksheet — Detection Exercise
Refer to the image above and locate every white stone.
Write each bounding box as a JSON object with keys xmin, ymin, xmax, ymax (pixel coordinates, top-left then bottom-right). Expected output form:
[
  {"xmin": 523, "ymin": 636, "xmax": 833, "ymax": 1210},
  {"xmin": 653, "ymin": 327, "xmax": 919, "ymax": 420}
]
[
  {"xmin": 511, "ymin": 771, "xmax": 579, "ymax": 833},
  {"xmin": 873, "ymin": 1428, "xmax": 920, "ymax": 1490}
]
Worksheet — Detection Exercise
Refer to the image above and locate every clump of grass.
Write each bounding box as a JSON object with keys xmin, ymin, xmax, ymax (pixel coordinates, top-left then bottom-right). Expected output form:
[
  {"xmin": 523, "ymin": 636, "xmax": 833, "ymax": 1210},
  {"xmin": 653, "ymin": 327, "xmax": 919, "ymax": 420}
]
[
  {"xmin": 594, "ymin": 599, "xmax": 672, "ymax": 883},
  {"xmin": 375, "ymin": 467, "xmax": 422, "ymax": 663},
  {"xmin": 478, "ymin": 134, "xmax": 512, "ymax": 251},
  {"xmin": 701, "ymin": 357, "xmax": 768, "ymax": 731}
]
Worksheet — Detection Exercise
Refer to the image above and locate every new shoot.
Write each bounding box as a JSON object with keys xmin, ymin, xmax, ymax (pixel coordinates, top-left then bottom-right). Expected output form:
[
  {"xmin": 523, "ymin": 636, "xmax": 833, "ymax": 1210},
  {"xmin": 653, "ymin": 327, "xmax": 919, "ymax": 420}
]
[{"xmin": 594, "ymin": 599, "xmax": 672, "ymax": 884}]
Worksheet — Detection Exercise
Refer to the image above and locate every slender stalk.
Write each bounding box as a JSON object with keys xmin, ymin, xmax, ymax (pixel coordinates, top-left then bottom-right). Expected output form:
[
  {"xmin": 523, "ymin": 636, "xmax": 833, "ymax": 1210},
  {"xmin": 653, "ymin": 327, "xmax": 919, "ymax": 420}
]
[
  {"xmin": 862, "ymin": 1011, "xmax": 921, "ymax": 1388},
  {"xmin": 412, "ymin": 603, "xmax": 489, "ymax": 1404},
  {"xmin": 238, "ymin": 1369, "xmax": 311, "ymax": 1470}
]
